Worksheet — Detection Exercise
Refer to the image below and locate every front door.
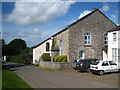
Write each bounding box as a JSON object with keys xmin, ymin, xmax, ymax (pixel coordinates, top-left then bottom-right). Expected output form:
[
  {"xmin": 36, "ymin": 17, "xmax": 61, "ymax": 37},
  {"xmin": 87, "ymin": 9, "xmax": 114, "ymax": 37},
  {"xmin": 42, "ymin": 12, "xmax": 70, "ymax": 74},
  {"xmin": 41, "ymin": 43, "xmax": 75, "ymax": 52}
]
[{"xmin": 80, "ymin": 51, "xmax": 84, "ymax": 59}]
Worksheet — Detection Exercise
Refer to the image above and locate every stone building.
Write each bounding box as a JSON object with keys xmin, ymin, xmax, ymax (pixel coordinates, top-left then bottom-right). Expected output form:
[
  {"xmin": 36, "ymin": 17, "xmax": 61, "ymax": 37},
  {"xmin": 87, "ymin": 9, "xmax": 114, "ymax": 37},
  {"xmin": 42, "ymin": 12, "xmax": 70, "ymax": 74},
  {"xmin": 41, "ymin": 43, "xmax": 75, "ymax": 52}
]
[{"xmin": 33, "ymin": 9, "xmax": 117, "ymax": 63}]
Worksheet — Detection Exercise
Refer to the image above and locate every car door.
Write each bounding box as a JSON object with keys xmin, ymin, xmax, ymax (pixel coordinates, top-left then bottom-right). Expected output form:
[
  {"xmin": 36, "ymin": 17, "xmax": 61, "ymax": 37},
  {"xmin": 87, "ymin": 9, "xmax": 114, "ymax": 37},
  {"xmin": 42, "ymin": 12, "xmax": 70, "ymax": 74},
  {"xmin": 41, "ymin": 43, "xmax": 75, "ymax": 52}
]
[
  {"xmin": 108, "ymin": 61, "xmax": 118, "ymax": 72},
  {"xmin": 102, "ymin": 61, "xmax": 111, "ymax": 72}
]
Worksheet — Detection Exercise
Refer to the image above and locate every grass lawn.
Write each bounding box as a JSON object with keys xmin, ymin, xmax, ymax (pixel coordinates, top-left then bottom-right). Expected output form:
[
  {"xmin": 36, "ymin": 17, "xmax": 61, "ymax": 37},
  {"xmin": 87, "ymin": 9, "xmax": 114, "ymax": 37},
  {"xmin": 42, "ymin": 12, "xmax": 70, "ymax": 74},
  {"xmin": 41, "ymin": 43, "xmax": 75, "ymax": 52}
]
[{"xmin": 2, "ymin": 66, "xmax": 31, "ymax": 88}]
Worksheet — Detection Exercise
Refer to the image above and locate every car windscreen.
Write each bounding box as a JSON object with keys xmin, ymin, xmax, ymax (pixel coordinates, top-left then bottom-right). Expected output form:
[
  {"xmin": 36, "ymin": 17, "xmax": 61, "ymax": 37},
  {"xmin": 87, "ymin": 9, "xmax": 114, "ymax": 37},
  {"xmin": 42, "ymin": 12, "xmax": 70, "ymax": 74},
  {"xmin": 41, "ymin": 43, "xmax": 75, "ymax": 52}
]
[{"xmin": 92, "ymin": 60, "xmax": 100, "ymax": 65}]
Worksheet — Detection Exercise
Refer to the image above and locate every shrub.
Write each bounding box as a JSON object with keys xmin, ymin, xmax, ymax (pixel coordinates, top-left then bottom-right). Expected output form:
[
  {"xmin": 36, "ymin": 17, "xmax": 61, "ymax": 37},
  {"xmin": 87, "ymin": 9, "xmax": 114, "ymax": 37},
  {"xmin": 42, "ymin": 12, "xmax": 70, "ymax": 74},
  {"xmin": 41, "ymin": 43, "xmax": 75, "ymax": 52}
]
[
  {"xmin": 33, "ymin": 64, "xmax": 39, "ymax": 67},
  {"xmin": 40, "ymin": 53, "xmax": 51, "ymax": 61},
  {"xmin": 54, "ymin": 55, "xmax": 67, "ymax": 62},
  {"xmin": 10, "ymin": 55, "xmax": 24, "ymax": 64}
]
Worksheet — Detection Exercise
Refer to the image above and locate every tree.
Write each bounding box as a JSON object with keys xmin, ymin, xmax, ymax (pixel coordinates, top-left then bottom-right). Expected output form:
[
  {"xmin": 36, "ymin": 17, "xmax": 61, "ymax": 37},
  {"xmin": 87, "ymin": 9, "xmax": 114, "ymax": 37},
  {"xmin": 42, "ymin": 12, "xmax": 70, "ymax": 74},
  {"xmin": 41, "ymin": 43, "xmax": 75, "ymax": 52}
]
[
  {"xmin": 0, "ymin": 39, "xmax": 5, "ymax": 45},
  {"xmin": 8, "ymin": 39, "xmax": 27, "ymax": 55}
]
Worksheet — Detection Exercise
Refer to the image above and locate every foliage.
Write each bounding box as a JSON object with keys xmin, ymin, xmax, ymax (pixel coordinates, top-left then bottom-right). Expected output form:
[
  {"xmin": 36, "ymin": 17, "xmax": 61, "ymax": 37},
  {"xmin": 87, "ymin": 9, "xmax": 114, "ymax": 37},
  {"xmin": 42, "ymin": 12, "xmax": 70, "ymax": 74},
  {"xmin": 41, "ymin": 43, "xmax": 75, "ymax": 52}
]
[
  {"xmin": 33, "ymin": 64, "xmax": 39, "ymax": 67},
  {"xmin": 2, "ymin": 66, "xmax": 31, "ymax": 88},
  {"xmin": 54, "ymin": 55, "xmax": 67, "ymax": 62},
  {"xmin": 40, "ymin": 53, "xmax": 51, "ymax": 61},
  {"xmin": 8, "ymin": 39, "xmax": 27, "ymax": 55},
  {"xmin": 0, "ymin": 39, "xmax": 5, "ymax": 45},
  {"xmin": 10, "ymin": 47, "xmax": 33, "ymax": 64},
  {"xmin": 51, "ymin": 38, "xmax": 55, "ymax": 49},
  {"xmin": 39, "ymin": 66, "xmax": 58, "ymax": 71},
  {"xmin": 10, "ymin": 55, "xmax": 23, "ymax": 64},
  {"xmin": 2, "ymin": 38, "xmax": 27, "ymax": 56}
]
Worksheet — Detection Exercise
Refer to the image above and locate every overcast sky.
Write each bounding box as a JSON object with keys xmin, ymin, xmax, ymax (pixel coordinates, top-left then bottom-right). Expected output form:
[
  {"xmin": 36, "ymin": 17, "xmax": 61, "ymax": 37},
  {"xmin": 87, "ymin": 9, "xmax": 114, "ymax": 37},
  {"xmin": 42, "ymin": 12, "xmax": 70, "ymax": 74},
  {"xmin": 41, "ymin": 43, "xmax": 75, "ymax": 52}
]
[{"xmin": 2, "ymin": 1, "xmax": 119, "ymax": 47}]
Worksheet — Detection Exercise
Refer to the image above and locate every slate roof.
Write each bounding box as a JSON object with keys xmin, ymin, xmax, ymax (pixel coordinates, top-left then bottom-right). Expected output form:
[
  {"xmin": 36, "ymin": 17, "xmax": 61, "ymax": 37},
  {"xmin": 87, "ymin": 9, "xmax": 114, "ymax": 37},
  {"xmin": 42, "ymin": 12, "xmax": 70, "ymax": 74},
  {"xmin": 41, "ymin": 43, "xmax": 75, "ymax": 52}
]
[
  {"xmin": 34, "ymin": 9, "xmax": 117, "ymax": 48},
  {"xmin": 108, "ymin": 25, "xmax": 120, "ymax": 32}
]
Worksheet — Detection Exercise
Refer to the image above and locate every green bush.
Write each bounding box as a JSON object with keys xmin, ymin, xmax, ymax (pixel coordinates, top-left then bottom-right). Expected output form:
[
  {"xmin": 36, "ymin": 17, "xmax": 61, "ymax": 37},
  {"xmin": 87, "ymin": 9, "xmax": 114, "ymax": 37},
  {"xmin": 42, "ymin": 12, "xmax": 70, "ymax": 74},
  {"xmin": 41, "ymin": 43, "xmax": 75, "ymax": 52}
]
[
  {"xmin": 54, "ymin": 55, "xmax": 67, "ymax": 62},
  {"xmin": 10, "ymin": 55, "xmax": 24, "ymax": 64},
  {"xmin": 40, "ymin": 53, "xmax": 51, "ymax": 61},
  {"xmin": 33, "ymin": 64, "xmax": 39, "ymax": 67}
]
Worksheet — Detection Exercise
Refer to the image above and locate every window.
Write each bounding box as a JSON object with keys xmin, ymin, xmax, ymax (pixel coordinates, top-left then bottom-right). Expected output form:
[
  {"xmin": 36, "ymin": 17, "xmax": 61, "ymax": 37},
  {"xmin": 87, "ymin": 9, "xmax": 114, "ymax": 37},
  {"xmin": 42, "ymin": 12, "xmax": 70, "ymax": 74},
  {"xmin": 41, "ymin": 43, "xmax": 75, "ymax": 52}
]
[
  {"xmin": 46, "ymin": 42, "xmax": 50, "ymax": 51},
  {"xmin": 109, "ymin": 61, "xmax": 117, "ymax": 65},
  {"xmin": 113, "ymin": 33, "xmax": 116, "ymax": 42},
  {"xmin": 102, "ymin": 61, "xmax": 109, "ymax": 66},
  {"xmin": 112, "ymin": 48, "xmax": 117, "ymax": 62},
  {"xmin": 104, "ymin": 33, "xmax": 108, "ymax": 45},
  {"xmin": 84, "ymin": 33, "xmax": 91, "ymax": 45},
  {"xmin": 59, "ymin": 40, "xmax": 62, "ymax": 55},
  {"xmin": 79, "ymin": 51, "xmax": 84, "ymax": 59}
]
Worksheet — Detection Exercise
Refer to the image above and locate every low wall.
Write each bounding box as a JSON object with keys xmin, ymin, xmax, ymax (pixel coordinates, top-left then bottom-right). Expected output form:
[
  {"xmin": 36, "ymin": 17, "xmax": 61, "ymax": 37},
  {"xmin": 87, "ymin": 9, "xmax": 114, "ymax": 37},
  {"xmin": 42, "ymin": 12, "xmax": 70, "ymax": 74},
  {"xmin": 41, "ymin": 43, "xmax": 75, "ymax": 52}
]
[{"xmin": 39, "ymin": 61, "xmax": 73, "ymax": 70}]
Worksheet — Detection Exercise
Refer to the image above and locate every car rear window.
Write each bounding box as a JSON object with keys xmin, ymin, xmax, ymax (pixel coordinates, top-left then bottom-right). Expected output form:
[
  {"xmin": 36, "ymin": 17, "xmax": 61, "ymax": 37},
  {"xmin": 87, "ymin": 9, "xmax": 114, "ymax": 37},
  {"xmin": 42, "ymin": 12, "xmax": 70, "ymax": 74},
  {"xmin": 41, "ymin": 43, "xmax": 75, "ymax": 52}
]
[
  {"xmin": 92, "ymin": 60, "xmax": 100, "ymax": 65},
  {"xmin": 109, "ymin": 61, "xmax": 117, "ymax": 65}
]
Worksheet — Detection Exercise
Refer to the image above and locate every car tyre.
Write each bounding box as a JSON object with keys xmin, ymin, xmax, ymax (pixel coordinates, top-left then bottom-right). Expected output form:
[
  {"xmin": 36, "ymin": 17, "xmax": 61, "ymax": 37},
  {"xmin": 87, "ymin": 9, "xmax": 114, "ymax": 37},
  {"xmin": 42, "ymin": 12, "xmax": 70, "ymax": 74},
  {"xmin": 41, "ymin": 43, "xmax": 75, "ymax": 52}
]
[
  {"xmin": 118, "ymin": 69, "xmax": 120, "ymax": 73},
  {"xmin": 99, "ymin": 71, "xmax": 104, "ymax": 76}
]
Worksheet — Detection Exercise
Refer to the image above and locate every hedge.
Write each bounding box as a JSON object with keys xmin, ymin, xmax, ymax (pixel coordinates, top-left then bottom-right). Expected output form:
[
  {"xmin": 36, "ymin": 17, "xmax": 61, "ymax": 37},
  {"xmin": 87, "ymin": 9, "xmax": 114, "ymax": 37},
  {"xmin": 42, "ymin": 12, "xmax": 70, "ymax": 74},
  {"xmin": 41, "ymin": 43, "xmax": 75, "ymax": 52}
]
[
  {"xmin": 10, "ymin": 55, "xmax": 24, "ymax": 64},
  {"xmin": 54, "ymin": 55, "xmax": 67, "ymax": 62},
  {"xmin": 40, "ymin": 53, "xmax": 51, "ymax": 61}
]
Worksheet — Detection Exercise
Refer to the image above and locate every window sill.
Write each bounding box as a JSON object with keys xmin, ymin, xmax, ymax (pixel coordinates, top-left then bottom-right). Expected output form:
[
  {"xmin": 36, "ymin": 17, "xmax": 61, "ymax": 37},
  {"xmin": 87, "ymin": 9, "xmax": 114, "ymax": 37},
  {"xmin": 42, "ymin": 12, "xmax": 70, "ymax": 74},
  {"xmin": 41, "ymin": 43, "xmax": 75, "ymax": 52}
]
[
  {"xmin": 84, "ymin": 45, "xmax": 92, "ymax": 47},
  {"xmin": 104, "ymin": 45, "xmax": 108, "ymax": 47}
]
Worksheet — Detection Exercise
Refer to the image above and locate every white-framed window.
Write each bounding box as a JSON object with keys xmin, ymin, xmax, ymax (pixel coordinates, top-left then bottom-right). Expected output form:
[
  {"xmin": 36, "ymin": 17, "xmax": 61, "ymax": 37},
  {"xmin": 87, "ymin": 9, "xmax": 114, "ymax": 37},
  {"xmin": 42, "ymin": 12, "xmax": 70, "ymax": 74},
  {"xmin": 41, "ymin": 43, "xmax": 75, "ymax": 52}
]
[
  {"xmin": 113, "ymin": 33, "xmax": 116, "ymax": 42},
  {"xmin": 59, "ymin": 40, "xmax": 62, "ymax": 55},
  {"xmin": 104, "ymin": 33, "xmax": 108, "ymax": 45},
  {"xmin": 84, "ymin": 33, "xmax": 91, "ymax": 45},
  {"xmin": 79, "ymin": 51, "xmax": 84, "ymax": 59},
  {"xmin": 112, "ymin": 48, "xmax": 117, "ymax": 63}
]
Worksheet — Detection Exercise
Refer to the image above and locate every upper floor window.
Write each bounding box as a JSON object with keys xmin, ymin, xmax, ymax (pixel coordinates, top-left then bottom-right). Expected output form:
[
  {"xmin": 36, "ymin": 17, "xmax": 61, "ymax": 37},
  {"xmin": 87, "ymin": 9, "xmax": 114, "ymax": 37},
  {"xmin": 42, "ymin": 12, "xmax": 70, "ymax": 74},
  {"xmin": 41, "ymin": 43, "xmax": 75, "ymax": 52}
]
[
  {"xmin": 84, "ymin": 33, "xmax": 91, "ymax": 45},
  {"xmin": 104, "ymin": 33, "xmax": 108, "ymax": 45},
  {"xmin": 113, "ymin": 33, "xmax": 116, "ymax": 42},
  {"xmin": 46, "ymin": 42, "xmax": 50, "ymax": 51}
]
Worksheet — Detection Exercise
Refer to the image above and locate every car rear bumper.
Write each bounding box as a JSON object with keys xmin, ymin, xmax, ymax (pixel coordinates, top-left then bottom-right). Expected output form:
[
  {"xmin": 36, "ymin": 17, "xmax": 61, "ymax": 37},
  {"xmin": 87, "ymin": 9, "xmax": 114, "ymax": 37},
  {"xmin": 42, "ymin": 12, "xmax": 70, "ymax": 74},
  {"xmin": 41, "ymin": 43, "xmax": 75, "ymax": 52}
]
[{"xmin": 90, "ymin": 69, "xmax": 100, "ymax": 73}]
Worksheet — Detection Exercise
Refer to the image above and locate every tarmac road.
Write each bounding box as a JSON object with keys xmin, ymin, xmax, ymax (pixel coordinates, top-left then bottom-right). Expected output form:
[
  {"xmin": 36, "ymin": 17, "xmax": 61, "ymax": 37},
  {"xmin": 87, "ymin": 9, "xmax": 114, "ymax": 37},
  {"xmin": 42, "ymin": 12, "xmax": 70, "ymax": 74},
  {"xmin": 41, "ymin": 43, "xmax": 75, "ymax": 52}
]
[{"xmin": 3, "ymin": 62, "xmax": 118, "ymax": 88}]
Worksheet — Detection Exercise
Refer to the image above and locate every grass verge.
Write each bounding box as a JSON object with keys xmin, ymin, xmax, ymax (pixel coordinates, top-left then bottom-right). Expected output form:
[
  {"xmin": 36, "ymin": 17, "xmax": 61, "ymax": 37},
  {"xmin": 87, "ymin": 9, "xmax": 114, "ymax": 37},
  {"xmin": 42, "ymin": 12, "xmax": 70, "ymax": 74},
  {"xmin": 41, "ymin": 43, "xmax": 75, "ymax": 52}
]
[
  {"xmin": 2, "ymin": 66, "xmax": 31, "ymax": 88},
  {"xmin": 33, "ymin": 64, "xmax": 39, "ymax": 67},
  {"xmin": 39, "ymin": 66, "xmax": 59, "ymax": 71}
]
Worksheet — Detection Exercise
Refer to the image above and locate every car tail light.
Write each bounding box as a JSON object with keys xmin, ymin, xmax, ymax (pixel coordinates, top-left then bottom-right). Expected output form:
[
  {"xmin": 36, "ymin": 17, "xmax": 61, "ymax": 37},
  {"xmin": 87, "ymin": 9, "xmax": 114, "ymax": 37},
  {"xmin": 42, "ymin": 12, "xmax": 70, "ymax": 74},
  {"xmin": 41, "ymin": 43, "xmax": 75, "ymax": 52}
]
[
  {"xmin": 95, "ymin": 67, "xmax": 98, "ymax": 69},
  {"xmin": 80, "ymin": 62, "xmax": 83, "ymax": 67}
]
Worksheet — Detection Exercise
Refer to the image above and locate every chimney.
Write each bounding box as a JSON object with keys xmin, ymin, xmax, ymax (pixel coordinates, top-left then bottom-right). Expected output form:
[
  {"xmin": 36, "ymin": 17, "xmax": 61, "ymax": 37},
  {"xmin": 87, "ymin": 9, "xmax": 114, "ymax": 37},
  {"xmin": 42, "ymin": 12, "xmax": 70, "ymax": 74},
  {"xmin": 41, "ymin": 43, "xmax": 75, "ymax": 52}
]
[{"xmin": 93, "ymin": 8, "xmax": 97, "ymax": 10}]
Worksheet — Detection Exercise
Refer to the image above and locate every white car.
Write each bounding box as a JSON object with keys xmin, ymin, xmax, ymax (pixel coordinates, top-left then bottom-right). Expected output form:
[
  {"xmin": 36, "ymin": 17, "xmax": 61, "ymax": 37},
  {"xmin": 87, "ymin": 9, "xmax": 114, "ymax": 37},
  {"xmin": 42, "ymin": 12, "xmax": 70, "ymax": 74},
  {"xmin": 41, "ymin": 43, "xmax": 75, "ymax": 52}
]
[{"xmin": 90, "ymin": 60, "xmax": 120, "ymax": 76}]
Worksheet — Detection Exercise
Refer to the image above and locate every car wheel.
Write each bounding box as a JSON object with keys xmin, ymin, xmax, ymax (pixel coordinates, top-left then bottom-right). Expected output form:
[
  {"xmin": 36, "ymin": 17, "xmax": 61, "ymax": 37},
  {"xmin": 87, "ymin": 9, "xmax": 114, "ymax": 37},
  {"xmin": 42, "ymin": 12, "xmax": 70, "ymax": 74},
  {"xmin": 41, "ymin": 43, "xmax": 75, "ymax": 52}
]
[
  {"xmin": 118, "ymin": 69, "xmax": 120, "ymax": 73},
  {"xmin": 99, "ymin": 71, "xmax": 104, "ymax": 76},
  {"xmin": 87, "ymin": 68, "xmax": 91, "ymax": 73}
]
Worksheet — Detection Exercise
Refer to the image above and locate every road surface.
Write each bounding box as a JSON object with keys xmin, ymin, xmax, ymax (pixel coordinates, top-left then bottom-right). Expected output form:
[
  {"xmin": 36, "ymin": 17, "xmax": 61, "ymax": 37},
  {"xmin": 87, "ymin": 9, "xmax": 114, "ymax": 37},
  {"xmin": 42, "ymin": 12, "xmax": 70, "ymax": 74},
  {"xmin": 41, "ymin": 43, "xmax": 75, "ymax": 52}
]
[{"xmin": 3, "ymin": 62, "xmax": 118, "ymax": 88}]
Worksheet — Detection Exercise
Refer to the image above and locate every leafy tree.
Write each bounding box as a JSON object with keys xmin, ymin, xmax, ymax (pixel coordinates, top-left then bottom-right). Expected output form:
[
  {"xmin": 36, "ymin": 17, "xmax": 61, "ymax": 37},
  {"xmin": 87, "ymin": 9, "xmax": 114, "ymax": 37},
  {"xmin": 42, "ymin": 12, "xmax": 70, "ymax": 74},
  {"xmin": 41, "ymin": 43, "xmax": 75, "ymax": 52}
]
[
  {"xmin": 0, "ymin": 39, "xmax": 5, "ymax": 45},
  {"xmin": 51, "ymin": 38, "xmax": 55, "ymax": 49},
  {"xmin": 8, "ymin": 39, "xmax": 27, "ymax": 55}
]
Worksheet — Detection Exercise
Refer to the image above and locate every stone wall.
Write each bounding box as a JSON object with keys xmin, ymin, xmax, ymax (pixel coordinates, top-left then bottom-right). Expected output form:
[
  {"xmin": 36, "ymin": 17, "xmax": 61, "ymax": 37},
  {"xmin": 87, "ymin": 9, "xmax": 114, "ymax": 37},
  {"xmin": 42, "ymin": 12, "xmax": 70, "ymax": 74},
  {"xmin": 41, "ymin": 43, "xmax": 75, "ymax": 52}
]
[
  {"xmin": 68, "ymin": 10, "xmax": 116, "ymax": 62},
  {"xmin": 39, "ymin": 61, "xmax": 72, "ymax": 70},
  {"xmin": 53, "ymin": 29, "xmax": 69, "ymax": 61}
]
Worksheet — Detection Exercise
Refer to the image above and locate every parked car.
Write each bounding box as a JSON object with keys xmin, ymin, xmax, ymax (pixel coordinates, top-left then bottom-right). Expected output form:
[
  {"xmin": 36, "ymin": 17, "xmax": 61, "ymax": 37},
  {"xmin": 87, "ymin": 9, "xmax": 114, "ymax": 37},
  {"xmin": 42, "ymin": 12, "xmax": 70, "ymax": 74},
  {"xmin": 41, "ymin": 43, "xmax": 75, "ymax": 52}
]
[
  {"xmin": 75, "ymin": 59, "xmax": 98, "ymax": 72},
  {"xmin": 90, "ymin": 60, "xmax": 120, "ymax": 76},
  {"xmin": 73, "ymin": 60, "xmax": 80, "ymax": 68}
]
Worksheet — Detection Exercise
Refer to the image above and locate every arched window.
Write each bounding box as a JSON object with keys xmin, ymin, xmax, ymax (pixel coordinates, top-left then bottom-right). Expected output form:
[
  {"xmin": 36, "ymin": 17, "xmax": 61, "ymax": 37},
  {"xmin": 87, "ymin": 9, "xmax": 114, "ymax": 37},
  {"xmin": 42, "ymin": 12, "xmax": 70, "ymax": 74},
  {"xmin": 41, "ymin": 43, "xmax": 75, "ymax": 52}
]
[
  {"xmin": 104, "ymin": 33, "xmax": 108, "ymax": 45},
  {"xmin": 84, "ymin": 33, "xmax": 91, "ymax": 45},
  {"xmin": 46, "ymin": 42, "xmax": 50, "ymax": 51},
  {"xmin": 59, "ymin": 40, "xmax": 62, "ymax": 55}
]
